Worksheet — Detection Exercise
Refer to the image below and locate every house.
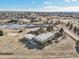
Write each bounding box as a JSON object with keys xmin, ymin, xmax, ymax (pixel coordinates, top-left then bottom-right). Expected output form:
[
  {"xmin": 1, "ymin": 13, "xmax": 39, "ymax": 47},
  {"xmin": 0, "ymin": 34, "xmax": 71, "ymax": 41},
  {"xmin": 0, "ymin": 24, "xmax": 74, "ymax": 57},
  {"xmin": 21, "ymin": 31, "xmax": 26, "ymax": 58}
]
[
  {"xmin": 19, "ymin": 18, "xmax": 30, "ymax": 24},
  {"xmin": 31, "ymin": 32, "xmax": 55, "ymax": 45}
]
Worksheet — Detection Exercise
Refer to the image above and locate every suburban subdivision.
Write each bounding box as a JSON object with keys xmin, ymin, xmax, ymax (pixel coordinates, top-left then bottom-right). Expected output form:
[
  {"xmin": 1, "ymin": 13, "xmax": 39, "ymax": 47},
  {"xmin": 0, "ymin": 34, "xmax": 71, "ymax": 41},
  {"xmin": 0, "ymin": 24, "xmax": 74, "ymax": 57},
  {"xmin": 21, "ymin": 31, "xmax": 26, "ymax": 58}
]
[{"xmin": 0, "ymin": 12, "xmax": 79, "ymax": 59}]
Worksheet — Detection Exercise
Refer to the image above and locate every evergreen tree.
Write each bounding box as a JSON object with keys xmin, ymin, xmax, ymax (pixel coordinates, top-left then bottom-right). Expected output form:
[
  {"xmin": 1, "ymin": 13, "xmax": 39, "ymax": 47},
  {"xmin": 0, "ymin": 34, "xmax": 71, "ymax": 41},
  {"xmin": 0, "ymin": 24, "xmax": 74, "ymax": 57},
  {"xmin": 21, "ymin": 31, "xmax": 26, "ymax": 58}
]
[{"xmin": 0, "ymin": 30, "xmax": 4, "ymax": 36}]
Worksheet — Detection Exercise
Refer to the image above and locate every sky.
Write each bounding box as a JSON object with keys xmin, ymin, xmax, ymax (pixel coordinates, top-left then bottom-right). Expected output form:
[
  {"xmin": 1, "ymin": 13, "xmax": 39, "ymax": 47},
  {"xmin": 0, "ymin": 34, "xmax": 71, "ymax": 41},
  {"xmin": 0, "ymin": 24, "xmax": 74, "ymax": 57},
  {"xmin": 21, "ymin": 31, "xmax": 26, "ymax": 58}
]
[{"xmin": 0, "ymin": 0, "xmax": 79, "ymax": 12}]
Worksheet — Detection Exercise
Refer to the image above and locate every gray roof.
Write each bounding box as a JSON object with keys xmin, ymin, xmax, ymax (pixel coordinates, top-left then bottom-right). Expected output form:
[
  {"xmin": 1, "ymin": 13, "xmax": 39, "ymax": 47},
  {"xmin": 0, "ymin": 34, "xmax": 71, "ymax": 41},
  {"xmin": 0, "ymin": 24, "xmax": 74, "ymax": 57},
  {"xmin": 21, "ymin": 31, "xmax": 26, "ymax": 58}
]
[{"xmin": 33, "ymin": 32, "xmax": 55, "ymax": 43}]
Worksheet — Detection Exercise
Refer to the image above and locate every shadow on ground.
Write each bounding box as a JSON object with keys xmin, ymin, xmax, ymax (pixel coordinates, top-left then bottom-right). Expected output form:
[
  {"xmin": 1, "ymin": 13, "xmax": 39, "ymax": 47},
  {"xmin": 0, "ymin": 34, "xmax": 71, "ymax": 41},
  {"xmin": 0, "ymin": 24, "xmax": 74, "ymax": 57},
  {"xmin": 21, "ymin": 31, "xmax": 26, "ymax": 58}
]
[
  {"xmin": 75, "ymin": 41, "xmax": 79, "ymax": 54},
  {"xmin": 19, "ymin": 38, "xmax": 44, "ymax": 50},
  {"xmin": 75, "ymin": 46, "xmax": 79, "ymax": 54}
]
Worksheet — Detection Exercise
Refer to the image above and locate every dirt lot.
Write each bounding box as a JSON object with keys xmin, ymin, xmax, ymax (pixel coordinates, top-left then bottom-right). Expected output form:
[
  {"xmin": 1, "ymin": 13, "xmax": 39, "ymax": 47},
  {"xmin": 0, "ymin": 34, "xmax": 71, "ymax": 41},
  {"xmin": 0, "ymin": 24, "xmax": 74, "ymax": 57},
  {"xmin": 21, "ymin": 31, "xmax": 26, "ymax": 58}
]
[{"xmin": 0, "ymin": 29, "xmax": 79, "ymax": 59}]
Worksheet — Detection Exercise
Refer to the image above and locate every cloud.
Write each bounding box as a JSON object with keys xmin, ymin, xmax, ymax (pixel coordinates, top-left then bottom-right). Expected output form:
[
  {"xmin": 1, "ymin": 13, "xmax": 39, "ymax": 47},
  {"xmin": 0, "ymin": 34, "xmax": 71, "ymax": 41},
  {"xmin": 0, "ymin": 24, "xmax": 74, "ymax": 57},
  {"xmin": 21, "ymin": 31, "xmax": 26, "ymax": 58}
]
[
  {"xmin": 32, "ymin": 1, "xmax": 35, "ymax": 4},
  {"xmin": 35, "ymin": 5, "xmax": 79, "ymax": 12},
  {"xmin": 44, "ymin": 2, "xmax": 51, "ymax": 4},
  {"xmin": 0, "ymin": 6, "xmax": 79, "ymax": 12},
  {"xmin": 35, "ymin": 5, "xmax": 63, "ymax": 12},
  {"xmin": 72, "ymin": 0, "xmax": 79, "ymax": 1},
  {"xmin": 62, "ymin": 6, "xmax": 79, "ymax": 12},
  {"xmin": 65, "ymin": 0, "xmax": 79, "ymax": 2},
  {"xmin": 65, "ymin": 0, "xmax": 70, "ymax": 2}
]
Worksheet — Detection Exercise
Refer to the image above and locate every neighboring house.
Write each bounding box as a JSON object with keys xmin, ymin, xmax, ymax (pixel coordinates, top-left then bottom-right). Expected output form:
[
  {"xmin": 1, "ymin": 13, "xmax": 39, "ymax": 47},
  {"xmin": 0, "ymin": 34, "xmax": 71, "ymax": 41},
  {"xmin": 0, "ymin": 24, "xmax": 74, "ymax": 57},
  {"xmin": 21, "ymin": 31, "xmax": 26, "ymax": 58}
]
[{"xmin": 19, "ymin": 18, "xmax": 30, "ymax": 24}]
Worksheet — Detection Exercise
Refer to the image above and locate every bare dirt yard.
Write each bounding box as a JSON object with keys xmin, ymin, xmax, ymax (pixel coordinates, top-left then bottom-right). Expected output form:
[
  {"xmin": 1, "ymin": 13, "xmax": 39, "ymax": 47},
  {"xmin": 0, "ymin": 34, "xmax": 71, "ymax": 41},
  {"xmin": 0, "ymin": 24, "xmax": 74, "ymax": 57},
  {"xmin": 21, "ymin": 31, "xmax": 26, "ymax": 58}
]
[{"xmin": 0, "ymin": 29, "xmax": 79, "ymax": 59}]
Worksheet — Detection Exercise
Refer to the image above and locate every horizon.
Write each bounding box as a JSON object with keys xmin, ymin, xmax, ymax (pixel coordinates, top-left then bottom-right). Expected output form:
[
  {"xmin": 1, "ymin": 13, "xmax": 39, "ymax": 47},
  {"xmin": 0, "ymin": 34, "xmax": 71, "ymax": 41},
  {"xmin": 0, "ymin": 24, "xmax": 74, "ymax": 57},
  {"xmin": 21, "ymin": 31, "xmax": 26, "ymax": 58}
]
[{"xmin": 0, "ymin": 0, "xmax": 79, "ymax": 12}]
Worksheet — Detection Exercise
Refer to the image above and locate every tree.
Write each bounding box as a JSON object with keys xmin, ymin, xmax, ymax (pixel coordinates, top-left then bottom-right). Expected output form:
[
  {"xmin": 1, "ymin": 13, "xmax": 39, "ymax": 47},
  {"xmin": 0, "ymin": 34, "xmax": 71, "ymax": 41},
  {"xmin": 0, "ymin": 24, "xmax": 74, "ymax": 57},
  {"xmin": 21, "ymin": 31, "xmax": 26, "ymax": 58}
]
[
  {"xmin": 0, "ymin": 30, "xmax": 4, "ymax": 36},
  {"xmin": 66, "ymin": 22, "xmax": 70, "ymax": 27},
  {"xmin": 39, "ymin": 19, "xmax": 41, "ymax": 21},
  {"xmin": 50, "ymin": 21, "xmax": 53, "ymax": 24},
  {"xmin": 47, "ymin": 18, "xmax": 49, "ymax": 20},
  {"xmin": 47, "ymin": 26, "xmax": 50, "ymax": 32},
  {"xmin": 47, "ymin": 25, "xmax": 53, "ymax": 32},
  {"xmin": 69, "ymin": 23, "xmax": 73, "ymax": 30},
  {"xmin": 59, "ymin": 28, "xmax": 64, "ymax": 33},
  {"xmin": 46, "ymin": 21, "xmax": 48, "ymax": 24},
  {"xmin": 73, "ymin": 26, "xmax": 77, "ymax": 33}
]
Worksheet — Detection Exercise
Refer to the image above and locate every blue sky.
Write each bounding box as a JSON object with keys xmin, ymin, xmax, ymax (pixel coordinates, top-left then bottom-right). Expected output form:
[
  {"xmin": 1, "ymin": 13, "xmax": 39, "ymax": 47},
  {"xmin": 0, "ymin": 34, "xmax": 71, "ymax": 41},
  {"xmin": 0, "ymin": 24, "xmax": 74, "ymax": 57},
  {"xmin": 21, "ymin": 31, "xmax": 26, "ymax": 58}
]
[{"xmin": 0, "ymin": 0, "xmax": 79, "ymax": 12}]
